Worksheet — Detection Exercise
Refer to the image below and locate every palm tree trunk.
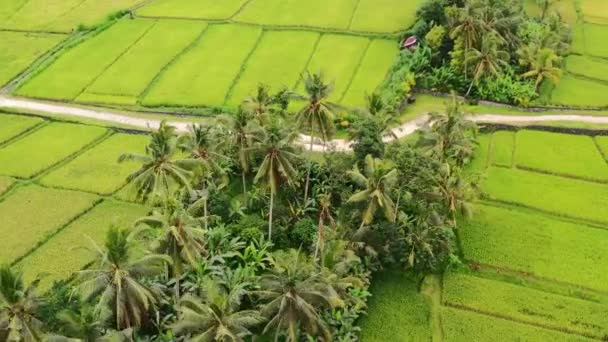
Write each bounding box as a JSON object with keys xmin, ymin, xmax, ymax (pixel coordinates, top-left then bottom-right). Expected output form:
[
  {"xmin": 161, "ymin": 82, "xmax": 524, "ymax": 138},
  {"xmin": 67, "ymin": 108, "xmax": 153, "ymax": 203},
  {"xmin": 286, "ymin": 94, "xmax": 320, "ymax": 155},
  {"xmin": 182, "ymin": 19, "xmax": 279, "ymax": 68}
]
[
  {"xmin": 202, "ymin": 182, "xmax": 208, "ymax": 230},
  {"xmin": 314, "ymin": 216, "xmax": 324, "ymax": 262},
  {"xmin": 241, "ymin": 170, "xmax": 248, "ymax": 207},
  {"xmin": 268, "ymin": 191, "xmax": 274, "ymax": 240},
  {"xmin": 465, "ymin": 79, "xmax": 475, "ymax": 97},
  {"xmin": 304, "ymin": 134, "xmax": 314, "ymax": 203}
]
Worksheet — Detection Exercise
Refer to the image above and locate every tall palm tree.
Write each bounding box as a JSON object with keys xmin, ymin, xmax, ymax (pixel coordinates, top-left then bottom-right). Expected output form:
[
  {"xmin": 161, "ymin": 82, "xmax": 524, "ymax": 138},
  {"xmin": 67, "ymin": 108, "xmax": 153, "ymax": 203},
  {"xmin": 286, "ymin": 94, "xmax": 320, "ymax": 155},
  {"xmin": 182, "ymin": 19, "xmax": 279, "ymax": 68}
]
[
  {"xmin": 450, "ymin": 3, "xmax": 483, "ymax": 79},
  {"xmin": 314, "ymin": 193, "xmax": 336, "ymax": 262},
  {"xmin": 242, "ymin": 83, "xmax": 274, "ymax": 122},
  {"xmin": 250, "ymin": 123, "xmax": 300, "ymax": 240},
  {"xmin": 179, "ymin": 124, "xmax": 229, "ymax": 230},
  {"xmin": 521, "ymin": 48, "xmax": 562, "ymax": 91},
  {"xmin": 347, "ymin": 155, "xmax": 398, "ymax": 236},
  {"xmin": 218, "ymin": 110, "xmax": 263, "ymax": 205},
  {"xmin": 135, "ymin": 199, "xmax": 206, "ymax": 298},
  {"xmin": 465, "ymin": 33, "xmax": 510, "ymax": 96},
  {"xmin": 0, "ymin": 266, "xmax": 43, "ymax": 342},
  {"xmin": 172, "ymin": 279, "xmax": 263, "ymax": 342},
  {"xmin": 296, "ymin": 72, "xmax": 336, "ymax": 202},
  {"xmin": 75, "ymin": 227, "xmax": 170, "ymax": 330},
  {"xmin": 119, "ymin": 121, "xmax": 200, "ymax": 203},
  {"xmin": 427, "ymin": 163, "xmax": 478, "ymax": 226},
  {"xmin": 257, "ymin": 250, "xmax": 341, "ymax": 341}
]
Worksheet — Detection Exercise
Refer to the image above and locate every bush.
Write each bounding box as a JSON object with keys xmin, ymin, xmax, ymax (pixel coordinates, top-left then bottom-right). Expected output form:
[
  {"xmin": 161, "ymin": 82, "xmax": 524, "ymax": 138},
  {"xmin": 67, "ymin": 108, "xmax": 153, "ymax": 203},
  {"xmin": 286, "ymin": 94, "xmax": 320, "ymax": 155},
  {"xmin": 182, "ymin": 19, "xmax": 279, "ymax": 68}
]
[
  {"xmin": 228, "ymin": 214, "xmax": 265, "ymax": 243},
  {"xmin": 475, "ymin": 73, "xmax": 536, "ymax": 106},
  {"xmin": 289, "ymin": 217, "xmax": 317, "ymax": 249}
]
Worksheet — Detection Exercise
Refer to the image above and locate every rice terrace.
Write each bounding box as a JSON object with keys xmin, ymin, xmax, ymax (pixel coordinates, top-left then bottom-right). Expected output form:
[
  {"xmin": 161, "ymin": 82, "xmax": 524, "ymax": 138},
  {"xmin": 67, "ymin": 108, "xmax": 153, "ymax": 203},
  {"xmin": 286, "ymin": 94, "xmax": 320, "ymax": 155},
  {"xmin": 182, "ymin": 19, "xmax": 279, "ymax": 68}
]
[{"xmin": 1, "ymin": 0, "xmax": 608, "ymax": 341}]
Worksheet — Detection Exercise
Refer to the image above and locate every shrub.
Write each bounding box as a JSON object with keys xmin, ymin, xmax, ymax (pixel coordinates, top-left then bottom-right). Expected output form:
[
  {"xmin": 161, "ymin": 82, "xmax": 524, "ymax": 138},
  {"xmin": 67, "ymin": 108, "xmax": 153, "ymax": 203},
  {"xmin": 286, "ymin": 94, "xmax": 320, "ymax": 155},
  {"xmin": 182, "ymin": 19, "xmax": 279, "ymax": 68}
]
[
  {"xmin": 476, "ymin": 73, "xmax": 536, "ymax": 106},
  {"xmin": 228, "ymin": 214, "xmax": 265, "ymax": 243},
  {"xmin": 289, "ymin": 217, "xmax": 317, "ymax": 249}
]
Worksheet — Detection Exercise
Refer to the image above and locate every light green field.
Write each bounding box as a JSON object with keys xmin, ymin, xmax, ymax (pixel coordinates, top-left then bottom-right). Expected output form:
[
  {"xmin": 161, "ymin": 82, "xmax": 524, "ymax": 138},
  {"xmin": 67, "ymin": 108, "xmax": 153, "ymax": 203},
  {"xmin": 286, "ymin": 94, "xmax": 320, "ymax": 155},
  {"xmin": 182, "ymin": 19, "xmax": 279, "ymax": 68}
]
[
  {"xmin": 0, "ymin": 122, "xmax": 107, "ymax": 178},
  {"xmin": 39, "ymin": 133, "xmax": 148, "ymax": 194},
  {"xmin": 84, "ymin": 20, "xmax": 206, "ymax": 98},
  {"xmin": 18, "ymin": 199, "xmax": 147, "ymax": 287},
  {"xmin": 0, "ymin": 185, "xmax": 98, "ymax": 264},
  {"xmin": 489, "ymin": 131, "xmax": 514, "ymax": 167},
  {"xmin": 566, "ymin": 55, "xmax": 608, "ymax": 82},
  {"xmin": 550, "ymin": 75, "xmax": 608, "ymax": 107},
  {"xmin": 142, "ymin": 24, "xmax": 262, "ymax": 107},
  {"xmin": 442, "ymin": 307, "xmax": 592, "ymax": 341},
  {"xmin": 137, "ymin": 0, "xmax": 248, "ymax": 19},
  {"xmin": 359, "ymin": 272, "xmax": 431, "ymax": 341},
  {"xmin": 461, "ymin": 203, "xmax": 608, "ymax": 291},
  {"xmin": 17, "ymin": 20, "xmax": 154, "ymax": 100},
  {"xmin": 443, "ymin": 272, "xmax": 608, "ymax": 338},
  {"xmin": 0, "ymin": 31, "xmax": 64, "ymax": 87},
  {"xmin": 349, "ymin": 0, "xmax": 424, "ymax": 33},
  {"xmin": 0, "ymin": 113, "xmax": 44, "ymax": 143},
  {"xmin": 341, "ymin": 39, "xmax": 398, "ymax": 106},
  {"xmin": 594, "ymin": 136, "xmax": 608, "ymax": 157},
  {"xmin": 75, "ymin": 92, "xmax": 139, "ymax": 106},
  {"xmin": 226, "ymin": 30, "xmax": 319, "ymax": 107},
  {"xmin": 303, "ymin": 34, "xmax": 369, "ymax": 102},
  {"xmin": 468, "ymin": 134, "xmax": 490, "ymax": 172},
  {"xmin": 1, "ymin": 0, "xmax": 142, "ymax": 32},
  {"xmin": 235, "ymin": 0, "xmax": 357, "ymax": 30},
  {"xmin": 570, "ymin": 24, "xmax": 585, "ymax": 55},
  {"xmin": 483, "ymin": 167, "xmax": 608, "ymax": 224},
  {"xmin": 513, "ymin": 130, "xmax": 608, "ymax": 181},
  {"xmin": 581, "ymin": 0, "xmax": 608, "ymax": 24},
  {"xmin": 583, "ymin": 23, "xmax": 608, "ymax": 58}
]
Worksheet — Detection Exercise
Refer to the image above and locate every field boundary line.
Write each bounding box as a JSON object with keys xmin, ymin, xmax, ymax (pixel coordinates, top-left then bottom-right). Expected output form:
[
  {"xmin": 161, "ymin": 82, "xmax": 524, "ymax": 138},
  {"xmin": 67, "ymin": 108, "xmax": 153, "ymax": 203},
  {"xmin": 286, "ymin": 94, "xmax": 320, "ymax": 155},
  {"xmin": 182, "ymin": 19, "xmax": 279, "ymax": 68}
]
[
  {"xmin": 47, "ymin": 0, "xmax": 88, "ymax": 32},
  {"xmin": 31, "ymin": 130, "xmax": 114, "ymax": 180},
  {"xmin": 228, "ymin": 0, "xmax": 255, "ymax": 20},
  {"xmin": 138, "ymin": 23, "xmax": 211, "ymax": 104},
  {"xmin": 4, "ymin": 0, "xmax": 32, "ymax": 24},
  {"xmin": 75, "ymin": 20, "xmax": 158, "ymax": 101},
  {"xmin": 11, "ymin": 198, "xmax": 104, "ymax": 267},
  {"xmin": 442, "ymin": 302, "xmax": 603, "ymax": 340},
  {"xmin": 0, "ymin": 120, "xmax": 48, "ymax": 148},
  {"xmin": 512, "ymin": 164, "xmax": 608, "ymax": 184},
  {"xmin": 347, "ymin": 0, "xmax": 363, "ymax": 31},
  {"xmin": 338, "ymin": 38, "xmax": 372, "ymax": 103},
  {"xmin": 0, "ymin": 28, "xmax": 68, "ymax": 35},
  {"xmin": 222, "ymin": 28, "xmax": 265, "ymax": 106},
  {"xmin": 480, "ymin": 195, "xmax": 608, "ymax": 231},
  {"xmin": 293, "ymin": 33, "xmax": 324, "ymax": 90}
]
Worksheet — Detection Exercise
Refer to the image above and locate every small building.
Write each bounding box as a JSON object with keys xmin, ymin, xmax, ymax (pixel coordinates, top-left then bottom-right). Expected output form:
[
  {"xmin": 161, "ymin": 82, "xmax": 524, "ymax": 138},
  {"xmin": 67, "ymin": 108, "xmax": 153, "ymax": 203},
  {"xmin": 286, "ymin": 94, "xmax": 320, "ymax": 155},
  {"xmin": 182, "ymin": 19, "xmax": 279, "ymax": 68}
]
[{"xmin": 401, "ymin": 35, "xmax": 418, "ymax": 50}]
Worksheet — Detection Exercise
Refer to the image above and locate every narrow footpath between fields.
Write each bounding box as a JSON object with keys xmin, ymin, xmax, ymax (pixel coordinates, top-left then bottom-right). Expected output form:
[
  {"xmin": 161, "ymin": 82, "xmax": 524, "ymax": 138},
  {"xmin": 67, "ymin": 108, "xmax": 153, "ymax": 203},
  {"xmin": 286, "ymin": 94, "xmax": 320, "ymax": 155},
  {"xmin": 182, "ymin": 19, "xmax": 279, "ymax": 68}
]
[{"xmin": 3, "ymin": 95, "xmax": 608, "ymax": 152}]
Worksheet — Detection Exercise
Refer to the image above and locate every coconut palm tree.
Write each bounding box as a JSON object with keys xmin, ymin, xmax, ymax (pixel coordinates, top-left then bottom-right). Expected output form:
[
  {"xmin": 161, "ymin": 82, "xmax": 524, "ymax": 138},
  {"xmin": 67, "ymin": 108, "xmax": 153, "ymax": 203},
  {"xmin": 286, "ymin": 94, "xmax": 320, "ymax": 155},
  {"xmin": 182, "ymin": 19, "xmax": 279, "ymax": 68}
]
[
  {"xmin": 249, "ymin": 123, "xmax": 300, "ymax": 240},
  {"xmin": 0, "ymin": 266, "xmax": 43, "ymax": 342},
  {"xmin": 75, "ymin": 227, "xmax": 170, "ymax": 330},
  {"xmin": 218, "ymin": 110, "xmax": 263, "ymax": 205},
  {"xmin": 347, "ymin": 155, "xmax": 398, "ymax": 236},
  {"xmin": 450, "ymin": 3, "xmax": 483, "ymax": 78},
  {"xmin": 296, "ymin": 72, "xmax": 336, "ymax": 202},
  {"xmin": 172, "ymin": 276, "xmax": 263, "ymax": 342},
  {"xmin": 178, "ymin": 124, "xmax": 229, "ymax": 230},
  {"xmin": 119, "ymin": 121, "xmax": 200, "ymax": 203},
  {"xmin": 427, "ymin": 163, "xmax": 478, "ymax": 226},
  {"xmin": 135, "ymin": 198, "xmax": 206, "ymax": 298},
  {"xmin": 242, "ymin": 83, "xmax": 274, "ymax": 122},
  {"xmin": 465, "ymin": 33, "xmax": 510, "ymax": 96},
  {"xmin": 257, "ymin": 250, "xmax": 341, "ymax": 341},
  {"xmin": 521, "ymin": 48, "xmax": 562, "ymax": 91}
]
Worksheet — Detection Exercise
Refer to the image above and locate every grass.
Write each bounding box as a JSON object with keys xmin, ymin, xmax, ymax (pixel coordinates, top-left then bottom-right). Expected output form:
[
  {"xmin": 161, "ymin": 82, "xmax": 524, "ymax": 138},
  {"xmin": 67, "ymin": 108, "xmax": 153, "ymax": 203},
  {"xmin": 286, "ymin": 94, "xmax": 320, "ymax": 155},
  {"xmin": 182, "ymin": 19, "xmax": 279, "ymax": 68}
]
[
  {"xmin": 549, "ymin": 75, "xmax": 608, "ymax": 108},
  {"xmin": 142, "ymin": 24, "xmax": 262, "ymax": 107},
  {"xmin": 17, "ymin": 20, "xmax": 154, "ymax": 101},
  {"xmin": 0, "ymin": 31, "xmax": 65, "ymax": 87},
  {"xmin": 489, "ymin": 131, "xmax": 514, "ymax": 167},
  {"xmin": 468, "ymin": 134, "xmax": 490, "ymax": 172},
  {"xmin": 483, "ymin": 167, "xmax": 608, "ymax": 224},
  {"xmin": 302, "ymin": 34, "xmax": 369, "ymax": 102},
  {"xmin": 137, "ymin": 0, "xmax": 248, "ymax": 19},
  {"xmin": 84, "ymin": 20, "xmax": 206, "ymax": 98},
  {"xmin": 0, "ymin": 113, "xmax": 44, "ymax": 143},
  {"xmin": 0, "ymin": 185, "xmax": 98, "ymax": 265},
  {"xmin": 460, "ymin": 203, "xmax": 608, "ymax": 291},
  {"xmin": 0, "ymin": 176, "xmax": 15, "ymax": 195},
  {"xmin": 581, "ymin": 0, "xmax": 608, "ymax": 24},
  {"xmin": 225, "ymin": 30, "xmax": 320, "ymax": 107},
  {"xmin": 1, "ymin": 0, "xmax": 142, "ymax": 32},
  {"xmin": 0, "ymin": 122, "xmax": 107, "ymax": 178},
  {"xmin": 349, "ymin": 0, "xmax": 424, "ymax": 33},
  {"xmin": 442, "ymin": 307, "xmax": 592, "ymax": 341},
  {"xmin": 341, "ymin": 39, "xmax": 398, "ymax": 107},
  {"xmin": 443, "ymin": 272, "xmax": 608, "ymax": 338},
  {"xmin": 583, "ymin": 23, "xmax": 608, "ymax": 58},
  {"xmin": 566, "ymin": 55, "xmax": 608, "ymax": 82},
  {"xmin": 570, "ymin": 24, "xmax": 585, "ymax": 55},
  {"xmin": 235, "ymin": 0, "xmax": 357, "ymax": 30},
  {"xmin": 513, "ymin": 130, "xmax": 608, "ymax": 181},
  {"xmin": 358, "ymin": 271, "xmax": 431, "ymax": 341},
  {"xmin": 17, "ymin": 199, "xmax": 148, "ymax": 288},
  {"xmin": 39, "ymin": 133, "xmax": 149, "ymax": 194}
]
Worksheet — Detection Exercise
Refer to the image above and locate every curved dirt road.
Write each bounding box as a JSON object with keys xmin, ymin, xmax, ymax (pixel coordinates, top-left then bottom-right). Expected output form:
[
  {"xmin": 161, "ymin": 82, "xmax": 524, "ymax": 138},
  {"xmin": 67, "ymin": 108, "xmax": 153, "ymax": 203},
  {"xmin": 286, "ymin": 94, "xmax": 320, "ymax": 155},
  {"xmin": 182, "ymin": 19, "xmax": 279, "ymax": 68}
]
[{"xmin": 2, "ymin": 95, "xmax": 608, "ymax": 152}]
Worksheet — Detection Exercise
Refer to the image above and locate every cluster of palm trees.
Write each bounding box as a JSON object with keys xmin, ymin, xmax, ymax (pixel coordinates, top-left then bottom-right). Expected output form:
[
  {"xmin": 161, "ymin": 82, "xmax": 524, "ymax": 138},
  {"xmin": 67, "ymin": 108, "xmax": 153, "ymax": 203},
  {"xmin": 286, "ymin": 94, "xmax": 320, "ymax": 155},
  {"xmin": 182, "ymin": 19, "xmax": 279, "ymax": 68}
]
[{"xmin": 448, "ymin": 0, "xmax": 567, "ymax": 95}]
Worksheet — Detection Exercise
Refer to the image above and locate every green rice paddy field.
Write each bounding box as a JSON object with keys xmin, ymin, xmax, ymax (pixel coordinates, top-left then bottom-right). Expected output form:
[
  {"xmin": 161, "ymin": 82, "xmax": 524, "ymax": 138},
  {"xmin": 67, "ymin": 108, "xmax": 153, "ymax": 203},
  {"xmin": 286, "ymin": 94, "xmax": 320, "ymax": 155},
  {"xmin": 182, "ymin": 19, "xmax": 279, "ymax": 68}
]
[
  {"xmin": 361, "ymin": 128, "xmax": 608, "ymax": 341},
  {"xmin": 0, "ymin": 113, "xmax": 148, "ymax": 288}
]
